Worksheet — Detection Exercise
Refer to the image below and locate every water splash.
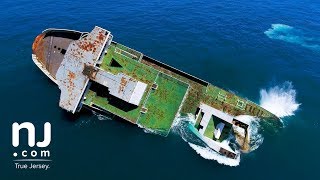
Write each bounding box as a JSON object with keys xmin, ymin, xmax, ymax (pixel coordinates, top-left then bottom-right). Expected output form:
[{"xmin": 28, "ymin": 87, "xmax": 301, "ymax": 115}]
[
  {"xmin": 260, "ymin": 81, "xmax": 300, "ymax": 118},
  {"xmin": 264, "ymin": 24, "xmax": 320, "ymax": 51},
  {"xmin": 188, "ymin": 143, "xmax": 240, "ymax": 167}
]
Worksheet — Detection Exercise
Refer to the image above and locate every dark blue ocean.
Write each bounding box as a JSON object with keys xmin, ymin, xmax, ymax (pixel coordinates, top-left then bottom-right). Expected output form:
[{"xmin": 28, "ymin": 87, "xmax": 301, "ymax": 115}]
[{"xmin": 0, "ymin": 0, "xmax": 319, "ymax": 179}]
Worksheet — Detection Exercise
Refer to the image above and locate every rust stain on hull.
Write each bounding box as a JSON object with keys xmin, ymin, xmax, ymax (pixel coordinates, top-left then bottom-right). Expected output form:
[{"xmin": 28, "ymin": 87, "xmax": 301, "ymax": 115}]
[{"xmin": 32, "ymin": 33, "xmax": 46, "ymax": 65}]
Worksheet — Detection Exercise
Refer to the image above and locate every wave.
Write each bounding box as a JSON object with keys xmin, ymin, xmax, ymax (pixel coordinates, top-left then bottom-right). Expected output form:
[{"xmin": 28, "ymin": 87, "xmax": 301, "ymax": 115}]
[
  {"xmin": 264, "ymin": 24, "xmax": 320, "ymax": 51},
  {"xmin": 259, "ymin": 81, "xmax": 300, "ymax": 118},
  {"xmin": 188, "ymin": 143, "xmax": 240, "ymax": 167}
]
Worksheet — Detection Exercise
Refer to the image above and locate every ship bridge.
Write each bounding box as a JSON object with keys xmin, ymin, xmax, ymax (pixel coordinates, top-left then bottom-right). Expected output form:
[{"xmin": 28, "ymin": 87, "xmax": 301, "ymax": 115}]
[{"xmin": 55, "ymin": 26, "xmax": 113, "ymax": 113}]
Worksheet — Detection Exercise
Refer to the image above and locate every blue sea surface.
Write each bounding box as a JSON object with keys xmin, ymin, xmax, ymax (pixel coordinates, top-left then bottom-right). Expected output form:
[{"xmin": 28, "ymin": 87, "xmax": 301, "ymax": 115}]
[{"xmin": 0, "ymin": 0, "xmax": 319, "ymax": 179}]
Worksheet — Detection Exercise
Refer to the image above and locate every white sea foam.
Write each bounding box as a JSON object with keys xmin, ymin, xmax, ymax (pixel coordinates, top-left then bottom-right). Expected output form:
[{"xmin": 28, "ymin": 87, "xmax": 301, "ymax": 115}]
[
  {"xmin": 143, "ymin": 128, "xmax": 160, "ymax": 135},
  {"xmin": 234, "ymin": 115, "xmax": 264, "ymax": 152},
  {"xmin": 188, "ymin": 143, "xmax": 240, "ymax": 167},
  {"xmin": 136, "ymin": 124, "xmax": 161, "ymax": 135},
  {"xmin": 94, "ymin": 113, "xmax": 112, "ymax": 121},
  {"xmin": 259, "ymin": 81, "xmax": 300, "ymax": 118},
  {"xmin": 264, "ymin": 24, "xmax": 320, "ymax": 51},
  {"xmin": 247, "ymin": 119, "xmax": 264, "ymax": 152},
  {"xmin": 172, "ymin": 113, "xmax": 195, "ymax": 127},
  {"xmin": 172, "ymin": 114, "xmax": 204, "ymax": 144}
]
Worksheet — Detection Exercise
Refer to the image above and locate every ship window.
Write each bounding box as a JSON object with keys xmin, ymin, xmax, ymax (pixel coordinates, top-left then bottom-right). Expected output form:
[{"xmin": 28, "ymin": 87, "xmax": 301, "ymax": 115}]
[
  {"xmin": 195, "ymin": 107, "xmax": 200, "ymax": 116},
  {"xmin": 61, "ymin": 49, "xmax": 66, "ymax": 55},
  {"xmin": 54, "ymin": 45, "xmax": 57, "ymax": 48}
]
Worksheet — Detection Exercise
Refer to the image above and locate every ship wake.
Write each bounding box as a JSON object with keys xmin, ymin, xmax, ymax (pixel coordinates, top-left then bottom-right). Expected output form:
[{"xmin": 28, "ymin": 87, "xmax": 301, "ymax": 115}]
[{"xmin": 188, "ymin": 143, "xmax": 240, "ymax": 166}]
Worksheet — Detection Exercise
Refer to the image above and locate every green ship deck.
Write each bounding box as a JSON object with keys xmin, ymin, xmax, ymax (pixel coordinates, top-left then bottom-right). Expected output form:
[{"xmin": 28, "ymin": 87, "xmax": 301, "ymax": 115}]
[
  {"xmin": 83, "ymin": 42, "xmax": 189, "ymax": 135},
  {"xmin": 82, "ymin": 41, "xmax": 278, "ymax": 136}
]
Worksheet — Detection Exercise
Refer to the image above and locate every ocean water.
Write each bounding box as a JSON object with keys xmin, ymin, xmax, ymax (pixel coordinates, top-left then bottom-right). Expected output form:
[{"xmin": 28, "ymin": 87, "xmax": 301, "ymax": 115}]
[{"xmin": 0, "ymin": 0, "xmax": 319, "ymax": 179}]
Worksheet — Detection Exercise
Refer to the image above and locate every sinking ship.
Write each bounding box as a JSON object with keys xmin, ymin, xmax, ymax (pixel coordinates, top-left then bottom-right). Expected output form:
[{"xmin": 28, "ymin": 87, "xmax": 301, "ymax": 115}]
[{"xmin": 32, "ymin": 26, "xmax": 279, "ymax": 159}]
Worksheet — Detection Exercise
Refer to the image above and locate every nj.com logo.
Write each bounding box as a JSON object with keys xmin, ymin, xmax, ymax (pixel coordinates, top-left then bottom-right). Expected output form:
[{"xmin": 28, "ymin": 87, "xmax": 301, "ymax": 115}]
[{"xmin": 12, "ymin": 122, "xmax": 51, "ymax": 161}]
